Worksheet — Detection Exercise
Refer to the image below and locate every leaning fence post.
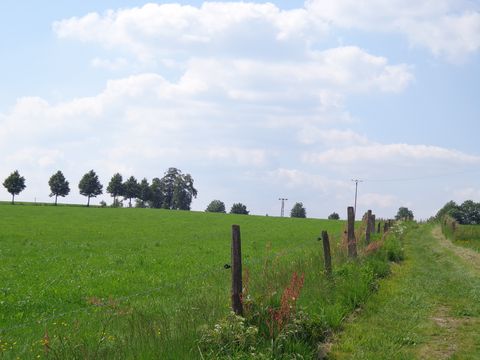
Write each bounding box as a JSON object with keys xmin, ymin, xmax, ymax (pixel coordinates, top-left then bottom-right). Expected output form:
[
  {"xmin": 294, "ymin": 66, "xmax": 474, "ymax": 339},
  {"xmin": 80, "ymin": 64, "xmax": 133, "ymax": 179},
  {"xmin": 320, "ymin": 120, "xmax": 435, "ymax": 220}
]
[
  {"xmin": 321, "ymin": 231, "xmax": 332, "ymax": 275},
  {"xmin": 231, "ymin": 225, "xmax": 243, "ymax": 316},
  {"xmin": 365, "ymin": 209, "xmax": 372, "ymax": 245},
  {"xmin": 347, "ymin": 206, "xmax": 357, "ymax": 258}
]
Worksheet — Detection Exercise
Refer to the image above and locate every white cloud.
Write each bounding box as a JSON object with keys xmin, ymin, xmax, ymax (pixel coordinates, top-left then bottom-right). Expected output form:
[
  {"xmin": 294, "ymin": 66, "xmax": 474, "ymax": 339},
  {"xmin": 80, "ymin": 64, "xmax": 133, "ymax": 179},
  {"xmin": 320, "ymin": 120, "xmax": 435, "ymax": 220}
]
[
  {"xmin": 207, "ymin": 147, "xmax": 268, "ymax": 167},
  {"xmin": 358, "ymin": 192, "xmax": 398, "ymax": 208},
  {"xmin": 306, "ymin": 0, "xmax": 480, "ymax": 62},
  {"xmin": 53, "ymin": 2, "xmax": 327, "ymax": 62},
  {"xmin": 269, "ymin": 168, "xmax": 349, "ymax": 193},
  {"xmin": 297, "ymin": 128, "xmax": 369, "ymax": 146},
  {"xmin": 303, "ymin": 143, "xmax": 480, "ymax": 165}
]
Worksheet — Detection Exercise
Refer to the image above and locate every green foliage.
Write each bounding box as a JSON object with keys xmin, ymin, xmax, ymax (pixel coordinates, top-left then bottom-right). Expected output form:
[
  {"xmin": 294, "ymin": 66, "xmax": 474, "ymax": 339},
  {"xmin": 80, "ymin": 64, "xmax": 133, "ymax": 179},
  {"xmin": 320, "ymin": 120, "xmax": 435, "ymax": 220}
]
[
  {"xmin": 137, "ymin": 178, "xmax": 151, "ymax": 207},
  {"xmin": 328, "ymin": 212, "xmax": 340, "ymax": 220},
  {"xmin": 198, "ymin": 312, "xmax": 259, "ymax": 357},
  {"xmin": 206, "ymin": 200, "xmax": 226, "ymax": 213},
  {"xmin": 446, "ymin": 200, "xmax": 480, "ymax": 225},
  {"xmin": 230, "ymin": 203, "xmax": 249, "ymax": 215},
  {"xmin": 107, "ymin": 173, "xmax": 124, "ymax": 203},
  {"xmin": 3, "ymin": 170, "xmax": 26, "ymax": 204},
  {"xmin": 78, "ymin": 170, "xmax": 103, "ymax": 206},
  {"xmin": 290, "ymin": 202, "xmax": 306, "ymax": 218},
  {"xmin": 123, "ymin": 176, "xmax": 140, "ymax": 207},
  {"xmin": 395, "ymin": 207, "xmax": 414, "ymax": 221},
  {"xmin": 435, "ymin": 200, "xmax": 458, "ymax": 220},
  {"xmin": 48, "ymin": 170, "xmax": 70, "ymax": 205},
  {"xmin": 149, "ymin": 177, "xmax": 164, "ymax": 208}
]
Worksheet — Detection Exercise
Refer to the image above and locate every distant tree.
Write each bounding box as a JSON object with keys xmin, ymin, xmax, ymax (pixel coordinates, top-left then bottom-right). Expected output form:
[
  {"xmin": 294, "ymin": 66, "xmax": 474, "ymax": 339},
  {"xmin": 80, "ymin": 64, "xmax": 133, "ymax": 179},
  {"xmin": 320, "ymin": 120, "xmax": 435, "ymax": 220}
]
[
  {"xmin": 78, "ymin": 170, "xmax": 103, "ymax": 207},
  {"xmin": 328, "ymin": 212, "xmax": 340, "ymax": 220},
  {"xmin": 136, "ymin": 178, "xmax": 151, "ymax": 208},
  {"xmin": 159, "ymin": 168, "xmax": 197, "ymax": 210},
  {"xmin": 123, "ymin": 176, "xmax": 140, "ymax": 208},
  {"xmin": 450, "ymin": 200, "xmax": 480, "ymax": 225},
  {"xmin": 230, "ymin": 203, "xmax": 249, "ymax": 215},
  {"xmin": 395, "ymin": 207, "xmax": 414, "ymax": 221},
  {"xmin": 149, "ymin": 177, "xmax": 164, "ymax": 209},
  {"xmin": 3, "ymin": 170, "xmax": 26, "ymax": 204},
  {"xmin": 107, "ymin": 173, "xmax": 124, "ymax": 205},
  {"xmin": 206, "ymin": 200, "xmax": 226, "ymax": 213},
  {"xmin": 290, "ymin": 202, "xmax": 306, "ymax": 218},
  {"xmin": 48, "ymin": 170, "xmax": 70, "ymax": 205}
]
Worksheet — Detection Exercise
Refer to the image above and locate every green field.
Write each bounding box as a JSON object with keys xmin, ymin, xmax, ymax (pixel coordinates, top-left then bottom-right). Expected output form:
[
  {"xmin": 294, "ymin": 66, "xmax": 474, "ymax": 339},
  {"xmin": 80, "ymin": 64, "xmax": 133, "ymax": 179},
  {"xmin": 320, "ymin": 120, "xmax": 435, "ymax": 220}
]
[
  {"xmin": 0, "ymin": 205, "xmax": 398, "ymax": 358},
  {"xmin": 441, "ymin": 217, "xmax": 480, "ymax": 252}
]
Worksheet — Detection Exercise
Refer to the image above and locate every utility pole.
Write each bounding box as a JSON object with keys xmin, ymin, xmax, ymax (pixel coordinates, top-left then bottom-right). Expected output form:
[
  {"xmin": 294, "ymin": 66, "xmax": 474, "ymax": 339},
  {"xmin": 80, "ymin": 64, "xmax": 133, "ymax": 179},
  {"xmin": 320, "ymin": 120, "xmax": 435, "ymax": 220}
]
[
  {"xmin": 351, "ymin": 179, "xmax": 363, "ymax": 218},
  {"xmin": 279, "ymin": 198, "xmax": 288, "ymax": 217}
]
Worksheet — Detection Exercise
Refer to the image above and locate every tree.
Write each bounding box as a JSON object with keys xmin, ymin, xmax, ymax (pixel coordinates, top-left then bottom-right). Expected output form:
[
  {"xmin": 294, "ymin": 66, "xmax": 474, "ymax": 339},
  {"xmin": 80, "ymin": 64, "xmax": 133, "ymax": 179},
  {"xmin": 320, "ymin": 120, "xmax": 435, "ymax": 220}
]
[
  {"xmin": 328, "ymin": 212, "xmax": 340, "ymax": 220},
  {"xmin": 48, "ymin": 170, "xmax": 70, "ymax": 205},
  {"xmin": 435, "ymin": 200, "xmax": 458, "ymax": 220},
  {"xmin": 3, "ymin": 170, "xmax": 26, "ymax": 204},
  {"xmin": 107, "ymin": 173, "xmax": 124, "ymax": 205},
  {"xmin": 158, "ymin": 168, "xmax": 197, "ymax": 210},
  {"xmin": 123, "ymin": 176, "xmax": 140, "ymax": 207},
  {"xmin": 230, "ymin": 203, "xmax": 249, "ymax": 215},
  {"xmin": 395, "ymin": 207, "xmax": 414, "ymax": 221},
  {"xmin": 206, "ymin": 200, "xmax": 226, "ymax": 213},
  {"xmin": 290, "ymin": 202, "xmax": 306, "ymax": 218},
  {"xmin": 79, "ymin": 170, "xmax": 103, "ymax": 207},
  {"xmin": 136, "ymin": 178, "xmax": 152, "ymax": 208},
  {"xmin": 149, "ymin": 177, "xmax": 164, "ymax": 209}
]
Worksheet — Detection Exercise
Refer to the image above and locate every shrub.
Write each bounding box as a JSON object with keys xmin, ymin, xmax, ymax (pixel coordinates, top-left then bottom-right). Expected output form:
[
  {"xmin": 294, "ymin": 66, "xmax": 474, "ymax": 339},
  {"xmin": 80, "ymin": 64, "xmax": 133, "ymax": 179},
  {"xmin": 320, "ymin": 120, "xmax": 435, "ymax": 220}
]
[
  {"xmin": 290, "ymin": 203, "xmax": 306, "ymax": 218},
  {"xmin": 328, "ymin": 212, "xmax": 340, "ymax": 220}
]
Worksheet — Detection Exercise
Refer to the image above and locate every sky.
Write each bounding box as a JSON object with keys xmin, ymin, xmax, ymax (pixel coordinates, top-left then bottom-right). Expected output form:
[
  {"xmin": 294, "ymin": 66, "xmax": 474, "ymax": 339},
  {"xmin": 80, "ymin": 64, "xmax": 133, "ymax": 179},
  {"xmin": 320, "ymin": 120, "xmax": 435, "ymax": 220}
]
[{"xmin": 0, "ymin": 0, "xmax": 479, "ymax": 219}]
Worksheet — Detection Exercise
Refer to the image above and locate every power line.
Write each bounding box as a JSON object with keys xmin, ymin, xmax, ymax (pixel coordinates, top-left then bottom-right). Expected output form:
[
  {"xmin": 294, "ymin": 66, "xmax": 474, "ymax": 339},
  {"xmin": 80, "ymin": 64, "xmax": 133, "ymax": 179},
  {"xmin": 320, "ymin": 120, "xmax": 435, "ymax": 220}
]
[
  {"xmin": 278, "ymin": 198, "xmax": 288, "ymax": 217},
  {"xmin": 351, "ymin": 179, "xmax": 363, "ymax": 218}
]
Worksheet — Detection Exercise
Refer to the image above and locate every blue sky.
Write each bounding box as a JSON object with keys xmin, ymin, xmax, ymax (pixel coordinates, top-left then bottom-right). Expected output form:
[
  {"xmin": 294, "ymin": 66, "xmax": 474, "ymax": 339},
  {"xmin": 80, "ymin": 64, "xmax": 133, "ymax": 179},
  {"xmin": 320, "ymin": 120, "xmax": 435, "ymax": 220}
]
[{"xmin": 1, "ymin": 0, "xmax": 479, "ymax": 219}]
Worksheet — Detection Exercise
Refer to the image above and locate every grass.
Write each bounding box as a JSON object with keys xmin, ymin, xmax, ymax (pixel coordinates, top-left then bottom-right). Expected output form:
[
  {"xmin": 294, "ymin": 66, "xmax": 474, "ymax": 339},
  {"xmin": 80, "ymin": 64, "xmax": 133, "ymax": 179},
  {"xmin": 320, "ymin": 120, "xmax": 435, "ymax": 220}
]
[
  {"xmin": 442, "ymin": 217, "xmax": 480, "ymax": 252},
  {"xmin": 330, "ymin": 223, "xmax": 480, "ymax": 359},
  {"xmin": 0, "ymin": 204, "xmax": 398, "ymax": 359}
]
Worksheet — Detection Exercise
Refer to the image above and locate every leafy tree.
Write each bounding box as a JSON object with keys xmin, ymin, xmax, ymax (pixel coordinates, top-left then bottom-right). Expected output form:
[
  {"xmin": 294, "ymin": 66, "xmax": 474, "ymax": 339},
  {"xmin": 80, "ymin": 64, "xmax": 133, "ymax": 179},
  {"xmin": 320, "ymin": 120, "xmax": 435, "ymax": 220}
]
[
  {"xmin": 123, "ymin": 176, "xmax": 140, "ymax": 207},
  {"xmin": 48, "ymin": 170, "xmax": 70, "ymax": 205},
  {"xmin": 395, "ymin": 207, "xmax": 414, "ymax": 221},
  {"xmin": 149, "ymin": 177, "xmax": 164, "ymax": 209},
  {"xmin": 107, "ymin": 173, "xmax": 124, "ymax": 204},
  {"xmin": 79, "ymin": 170, "xmax": 103, "ymax": 207},
  {"xmin": 328, "ymin": 212, "xmax": 340, "ymax": 220},
  {"xmin": 3, "ymin": 170, "xmax": 26, "ymax": 204},
  {"xmin": 290, "ymin": 202, "xmax": 306, "ymax": 218},
  {"xmin": 435, "ymin": 200, "xmax": 458, "ymax": 220},
  {"xmin": 136, "ymin": 178, "xmax": 152, "ymax": 208},
  {"xmin": 206, "ymin": 200, "xmax": 226, "ymax": 213},
  {"xmin": 447, "ymin": 200, "xmax": 480, "ymax": 225},
  {"xmin": 159, "ymin": 168, "xmax": 197, "ymax": 210},
  {"xmin": 230, "ymin": 203, "xmax": 249, "ymax": 215}
]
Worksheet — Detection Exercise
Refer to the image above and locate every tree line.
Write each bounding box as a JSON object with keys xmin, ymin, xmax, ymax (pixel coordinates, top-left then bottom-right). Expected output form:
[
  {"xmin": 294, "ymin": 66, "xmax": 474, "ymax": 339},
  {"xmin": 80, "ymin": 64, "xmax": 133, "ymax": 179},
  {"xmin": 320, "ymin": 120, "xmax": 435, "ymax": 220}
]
[
  {"xmin": 2, "ymin": 168, "xmax": 197, "ymax": 209},
  {"xmin": 436, "ymin": 200, "xmax": 480, "ymax": 225}
]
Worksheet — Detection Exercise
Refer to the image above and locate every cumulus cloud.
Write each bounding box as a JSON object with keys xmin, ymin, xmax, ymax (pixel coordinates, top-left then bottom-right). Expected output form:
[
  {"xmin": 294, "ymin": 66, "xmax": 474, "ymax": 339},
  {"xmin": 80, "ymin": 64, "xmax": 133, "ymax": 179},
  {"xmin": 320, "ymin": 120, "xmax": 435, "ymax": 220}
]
[
  {"xmin": 306, "ymin": 0, "xmax": 480, "ymax": 62},
  {"xmin": 53, "ymin": 2, "xmax": 327, "ymax": 62}
]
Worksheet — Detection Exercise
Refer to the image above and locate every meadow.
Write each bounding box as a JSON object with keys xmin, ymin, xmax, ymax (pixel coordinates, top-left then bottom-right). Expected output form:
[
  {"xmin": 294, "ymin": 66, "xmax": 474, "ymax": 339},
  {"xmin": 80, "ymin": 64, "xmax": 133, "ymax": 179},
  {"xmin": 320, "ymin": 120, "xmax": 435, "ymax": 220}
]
[
  {"xmin": 0, "ymin": 204, "xmax": 400, "ymax": 359},
  {"xmin": 441, "ymin": 216, "xmax": 480, "ymax": 252}
]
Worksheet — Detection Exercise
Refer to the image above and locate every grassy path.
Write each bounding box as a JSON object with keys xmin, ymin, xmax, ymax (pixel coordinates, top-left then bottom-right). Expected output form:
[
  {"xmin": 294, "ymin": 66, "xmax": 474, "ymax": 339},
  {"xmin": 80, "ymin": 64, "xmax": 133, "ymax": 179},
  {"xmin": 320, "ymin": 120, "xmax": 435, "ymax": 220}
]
[{"xmin": 329, "ymin": 223, "xmax": 480, "ymax": 359}]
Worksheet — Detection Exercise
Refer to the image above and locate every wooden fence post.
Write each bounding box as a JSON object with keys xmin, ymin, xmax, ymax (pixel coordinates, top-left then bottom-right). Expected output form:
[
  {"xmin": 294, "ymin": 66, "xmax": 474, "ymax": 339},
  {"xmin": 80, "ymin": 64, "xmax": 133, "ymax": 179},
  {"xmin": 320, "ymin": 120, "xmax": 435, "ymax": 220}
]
[
  {"xmin": 377, "ymin": 222, "xmax": 381, "ymax": 234},
  {"xmin": 365, "ymin": 210, "xmax": 372, "ymax": 245},
  {"xmin": 231, "ymin": 225, "xmax": 243, "ymax": 316},
  {"xmin": 347, "ymin": 206, "xmax": 357, "ymax": 258},
  {"xmin": 384, "ymin": 222, "xmax": 388, "ymax": 233},
  {"xmin": 371, "ymin": 215, "xmax": 376, "ymax": 234},
  {"xmin": 321, "ymin": 231, "xmax": 332, "ymax": 275}
]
